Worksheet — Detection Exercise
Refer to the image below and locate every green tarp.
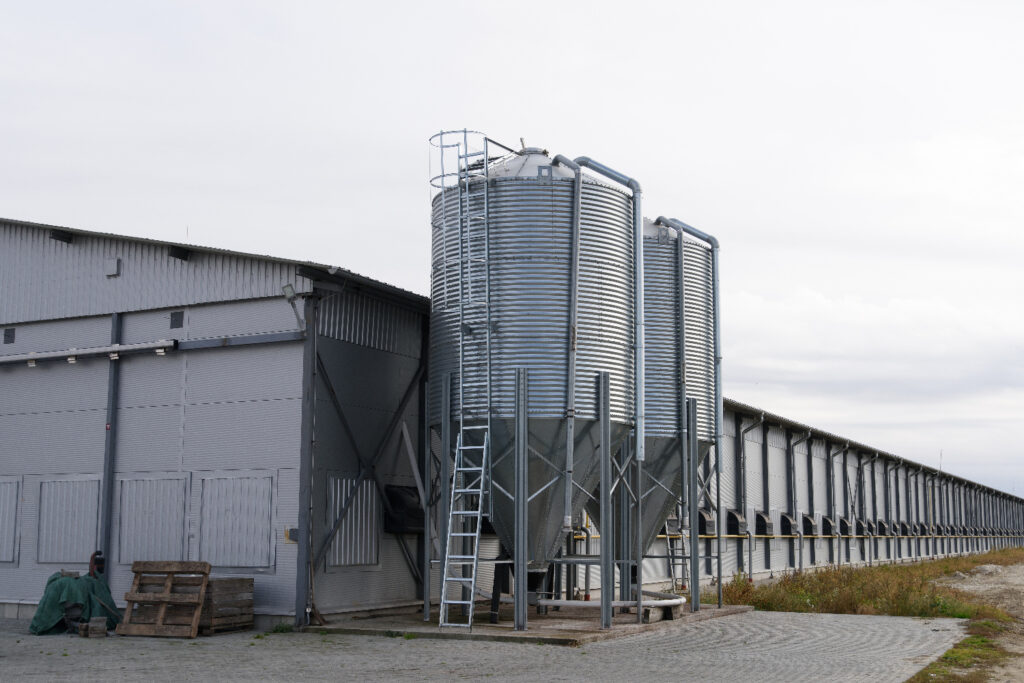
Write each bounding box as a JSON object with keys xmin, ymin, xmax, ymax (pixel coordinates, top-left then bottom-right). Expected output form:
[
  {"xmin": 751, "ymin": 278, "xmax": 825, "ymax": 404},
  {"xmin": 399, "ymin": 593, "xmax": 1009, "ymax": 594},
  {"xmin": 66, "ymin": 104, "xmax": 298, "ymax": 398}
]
[{"xmin": 29, "ymin": 572, "xmax": 122, "ymax": 635}]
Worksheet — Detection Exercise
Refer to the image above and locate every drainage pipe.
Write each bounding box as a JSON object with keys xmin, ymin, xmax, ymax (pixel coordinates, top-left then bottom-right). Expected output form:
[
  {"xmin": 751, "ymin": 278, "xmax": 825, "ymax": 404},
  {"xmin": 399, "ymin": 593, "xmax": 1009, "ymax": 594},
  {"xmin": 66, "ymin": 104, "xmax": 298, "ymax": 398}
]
[
  {"xmin": 553, "ymin": 155, "xmax": 583, "ymax": 533},
  {"xmin": 738, "ymin": 413, "xmax": 764, "ymax": 575},
  {"xmin": 655, "ymin": 216, "xmax": 722, "ymax": 607},
  {"xmin": 828, "ymin": 442, "xmax": 849, "ymax": 566},
  {"xmin": 739, "ymin": 414, "xmax": 765, "ymax": 516},
  {"xmin": 789, "ymin": 430, "xmax": 812, "ymax": 570}
]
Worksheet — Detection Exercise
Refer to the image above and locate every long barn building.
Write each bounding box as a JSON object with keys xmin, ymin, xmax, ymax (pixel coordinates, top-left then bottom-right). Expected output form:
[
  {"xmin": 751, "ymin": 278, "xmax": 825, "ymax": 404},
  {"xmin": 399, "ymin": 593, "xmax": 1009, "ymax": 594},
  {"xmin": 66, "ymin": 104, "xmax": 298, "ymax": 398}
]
[{"xmin": 1, "ymin": 217, "xmax": 1021, "ymax": 625}]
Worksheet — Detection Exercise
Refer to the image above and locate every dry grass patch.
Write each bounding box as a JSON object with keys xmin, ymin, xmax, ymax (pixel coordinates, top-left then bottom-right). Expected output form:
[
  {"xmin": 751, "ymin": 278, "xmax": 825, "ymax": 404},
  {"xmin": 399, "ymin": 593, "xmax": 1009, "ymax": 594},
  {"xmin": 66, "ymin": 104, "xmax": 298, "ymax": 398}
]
[{"xmin": 711, "ymin": 547, "xmax": 1024, "ymax": 620}]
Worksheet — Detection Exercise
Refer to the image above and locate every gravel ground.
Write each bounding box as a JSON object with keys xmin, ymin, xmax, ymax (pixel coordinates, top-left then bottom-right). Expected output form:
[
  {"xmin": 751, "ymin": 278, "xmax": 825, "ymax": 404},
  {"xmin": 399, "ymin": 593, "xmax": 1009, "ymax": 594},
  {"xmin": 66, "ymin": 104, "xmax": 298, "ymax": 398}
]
[
  {"xmin": 941, "ymin": 562, "xmax": 1024, "ymax": 682},
  {"xmin": 0, "ymin": 610, "xmax": 962, "ymax": 682}
]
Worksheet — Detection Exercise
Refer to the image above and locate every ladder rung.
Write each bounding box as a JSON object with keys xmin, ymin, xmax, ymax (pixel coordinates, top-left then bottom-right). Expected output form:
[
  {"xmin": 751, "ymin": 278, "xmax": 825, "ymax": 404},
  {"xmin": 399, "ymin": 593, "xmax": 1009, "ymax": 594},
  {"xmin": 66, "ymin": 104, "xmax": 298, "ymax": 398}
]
[
  {"xmin": 439, "ymin": 621, "xmax": 472, "ymax": 628},
  {"xmin": 458, "ymin": 466, "xmax": 484, "ymax": 472},
  {"xmin": 459, "ymin": 445, "xmax": 486, "ymax": 450},
  {"xmin": 449, "ymin": 532, "xmax": 477, "ymax": 537},
  {"xmin": 445, "ymin": 600, "xmax": 474, "ymax": 605},
  {"xmin": 460, "ymin": 151, "xmax": 485, "ymax": 159},
  {"xmin": 452, "ymin": 511, "xmax": 480, "ymax": 516},
  {"xmin": 444, "ymin": 576, "xmax": 474, "ymax": 583},
  {"xmin": 454, "ymin": 488, "xmax": 482, "ymax": 494},
  {"xmin": 462, "ymin": 425, "xmax": 489, "ymax": 430}
]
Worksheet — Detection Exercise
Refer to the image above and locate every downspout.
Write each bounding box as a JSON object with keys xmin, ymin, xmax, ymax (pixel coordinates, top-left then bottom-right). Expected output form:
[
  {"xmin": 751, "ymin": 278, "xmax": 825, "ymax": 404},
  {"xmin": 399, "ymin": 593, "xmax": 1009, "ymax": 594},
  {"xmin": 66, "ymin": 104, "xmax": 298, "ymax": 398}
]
[
  {"xmin": 553, "ymin": 155, "xmax": 583, "ymax": 533},
  {"xmin": 740, "ymin": 413, "xmax": 765, "ymax": 576},
  {"xmin": 828, "ymin": 442, "xmax": 850, "ymax": 565},
  {"xmin": 789, "ymin": 430, "xmax": 812, "ymax": 570},
  {"xmin": 740, "ymin": 413, "xmax": 766, "ymax": 519},
  {"xmin": 870, "ymin": 453, "xmax": 879, "ymax": 563}
]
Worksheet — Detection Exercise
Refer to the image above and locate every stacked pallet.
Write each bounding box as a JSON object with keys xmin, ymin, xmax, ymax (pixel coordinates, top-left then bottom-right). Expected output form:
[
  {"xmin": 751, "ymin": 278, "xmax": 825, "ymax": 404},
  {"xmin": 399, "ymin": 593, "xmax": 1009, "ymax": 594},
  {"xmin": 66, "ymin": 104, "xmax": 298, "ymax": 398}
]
[
  {"xmin": 199, "ymin": 578, "xmax": 254, "ymax": 636},
  {"xmin": 116, "ymin": 561, "xmax": 210, "ymax": 638}
]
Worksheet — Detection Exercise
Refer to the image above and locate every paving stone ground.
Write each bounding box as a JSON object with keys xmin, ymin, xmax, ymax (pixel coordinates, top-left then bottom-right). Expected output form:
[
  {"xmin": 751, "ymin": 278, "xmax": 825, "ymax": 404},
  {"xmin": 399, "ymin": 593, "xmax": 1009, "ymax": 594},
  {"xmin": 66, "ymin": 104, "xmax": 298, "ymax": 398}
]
[{"xmin": 0, "ymin": 611, "xmax": 963, "ymax": 682}]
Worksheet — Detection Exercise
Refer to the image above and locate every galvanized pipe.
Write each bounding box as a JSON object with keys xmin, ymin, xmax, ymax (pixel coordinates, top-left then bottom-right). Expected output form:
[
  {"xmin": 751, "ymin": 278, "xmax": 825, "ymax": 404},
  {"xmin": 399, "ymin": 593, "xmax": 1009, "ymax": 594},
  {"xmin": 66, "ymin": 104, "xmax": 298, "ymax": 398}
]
[{"xmin": 553, "ymin": 154, "xmax": 583, "ymax": 533}]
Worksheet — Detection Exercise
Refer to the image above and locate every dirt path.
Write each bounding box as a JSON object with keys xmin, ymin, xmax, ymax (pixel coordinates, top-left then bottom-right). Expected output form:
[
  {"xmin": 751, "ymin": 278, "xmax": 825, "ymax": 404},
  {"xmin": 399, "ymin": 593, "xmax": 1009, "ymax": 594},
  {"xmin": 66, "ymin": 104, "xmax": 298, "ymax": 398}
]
[{"xmin": 942, "ymin": 563, "xmax": 1024, "ymax": 681}]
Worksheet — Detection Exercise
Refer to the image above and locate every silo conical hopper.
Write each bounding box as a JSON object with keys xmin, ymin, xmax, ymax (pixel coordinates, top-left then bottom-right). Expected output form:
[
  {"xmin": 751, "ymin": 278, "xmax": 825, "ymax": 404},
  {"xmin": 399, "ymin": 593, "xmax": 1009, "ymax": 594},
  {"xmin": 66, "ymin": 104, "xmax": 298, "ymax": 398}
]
[{"xmin": 429, "ymin": 141, "xmax": 636, "ymax": 569}]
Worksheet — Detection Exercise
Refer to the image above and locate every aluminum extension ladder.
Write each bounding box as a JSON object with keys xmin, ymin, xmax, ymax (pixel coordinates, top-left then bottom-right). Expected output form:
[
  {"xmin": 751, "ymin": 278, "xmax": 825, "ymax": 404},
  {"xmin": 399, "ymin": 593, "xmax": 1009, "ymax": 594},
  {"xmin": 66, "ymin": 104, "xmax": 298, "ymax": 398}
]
[
  {"xmin": 439, "ymin": 432, "xmax": 489, "ymax": 628},
  {"xmin": 665, "ymin": 514, "xmax": 691, "ymax": 592},
  {"xmin": 439, "ymin": 132, "xmax": 494, "ymax": 629}
]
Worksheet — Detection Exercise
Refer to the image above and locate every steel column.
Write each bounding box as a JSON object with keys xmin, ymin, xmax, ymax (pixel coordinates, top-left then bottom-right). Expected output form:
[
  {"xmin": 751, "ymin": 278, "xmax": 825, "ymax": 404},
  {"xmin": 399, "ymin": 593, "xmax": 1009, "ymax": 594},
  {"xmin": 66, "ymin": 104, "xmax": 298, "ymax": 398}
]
[
  {"xmin": 599, "ymin": 372, "xmax": 613, "ymax": 629},
  {"xmin": 440, "ymin": 374, "xmax": 452, "ymax": 606},
  {"xmin": 687, "ymin": 398, "xmax": 700, "ymax": 612},
  {"xmin": 294, "ymin": 296, "xmax": 317, "ymax": 627},
  {"xmin": 98, "ymin": 312, "xmax": 122, "ymax": 573},
  {"xmin": 513, "ymin": 368, "xmax": 529, "ymax": 631}
]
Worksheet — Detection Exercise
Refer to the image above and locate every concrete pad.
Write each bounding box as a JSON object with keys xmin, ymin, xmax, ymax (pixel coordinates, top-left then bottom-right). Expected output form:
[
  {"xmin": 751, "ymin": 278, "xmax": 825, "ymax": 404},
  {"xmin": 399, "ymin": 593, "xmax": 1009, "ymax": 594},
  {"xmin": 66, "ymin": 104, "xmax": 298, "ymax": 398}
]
[{"xmin": 305, "ymin": 603, "xmax": 753, "ymax": 646}]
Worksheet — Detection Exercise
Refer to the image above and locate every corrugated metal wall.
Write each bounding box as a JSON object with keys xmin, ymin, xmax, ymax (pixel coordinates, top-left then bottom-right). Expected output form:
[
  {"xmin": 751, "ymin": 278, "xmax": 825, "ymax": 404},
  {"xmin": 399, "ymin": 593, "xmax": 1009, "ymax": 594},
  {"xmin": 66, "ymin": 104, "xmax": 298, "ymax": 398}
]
[
  {"xmin": 633, "ymin": 402, "xmax": 1024, "ymax": 589},
  {"xmin": 37, "ymin": 479, "xmax": 101, "ymax": 563},
  {"xmin": 310, "ymin": 294, "xmax": 427, "ymax": 612},
  {"xmin": 325, "ymin": 475, "xmax": 381, "ymax": 567},
  {"xmin": 117, "ymin": 477, "xmax": 188, "ymax": 564},
  {"xmin": 0, "ymin": 296, "xmax": 303, "ymax": 615},
  {"xmin": 0, "ymin": 220, "xmax": 312, "ymax": 325},
  {"xmin": 199, "ymin": 475, "xmax": 275, "ymax": 568},
  {"xmin": 0, "ymin": 479, "xmax": 18, "ymax": 563}
]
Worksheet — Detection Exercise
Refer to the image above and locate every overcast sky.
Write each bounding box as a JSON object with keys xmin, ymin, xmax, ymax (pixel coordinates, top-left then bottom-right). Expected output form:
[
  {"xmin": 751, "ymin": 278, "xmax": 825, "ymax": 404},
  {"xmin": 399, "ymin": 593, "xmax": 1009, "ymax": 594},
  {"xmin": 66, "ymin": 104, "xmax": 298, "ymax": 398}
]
[{"xmin": 2, "ymin": 1, "xmax": 1022, "ymax": 495}]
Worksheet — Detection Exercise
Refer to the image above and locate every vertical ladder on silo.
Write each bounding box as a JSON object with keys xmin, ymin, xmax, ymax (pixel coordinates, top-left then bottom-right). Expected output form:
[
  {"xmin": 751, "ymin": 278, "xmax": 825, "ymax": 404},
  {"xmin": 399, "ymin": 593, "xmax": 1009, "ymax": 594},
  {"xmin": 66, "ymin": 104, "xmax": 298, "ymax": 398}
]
[
  {"xmin": 439, "ymin": 432, "xmax": 489, "ymax": 628},
  {"xmin": 439, "ymin": 132, "xmax": 493, "ymax": 629}
]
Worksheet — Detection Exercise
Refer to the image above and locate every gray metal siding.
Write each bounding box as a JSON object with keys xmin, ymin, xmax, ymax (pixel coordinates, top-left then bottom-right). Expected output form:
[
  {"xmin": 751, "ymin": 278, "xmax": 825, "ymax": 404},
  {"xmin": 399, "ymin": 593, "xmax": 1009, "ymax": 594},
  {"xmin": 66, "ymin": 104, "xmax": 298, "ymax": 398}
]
[
  {"xmin": 37, "ymin": 478, "xmax": 100, "ymax": 563},
  {"xmin": 318, "ymin": 289, "xmax": 423, "ymax": 359},
  {"xmin": 0, "ymin": 479, "xmax": 19, "ymax": 563},
  {"xmin": 117, "ymin": 476, "xmax": 188, "ymax": 563},
  {"xmin": 199, "ymin": 474, "xmax": 275, "ymax": 568},
  {"xmin": 311, "ymin": 327, "xmax": 425, "ymax": 612},
  {"xmin": 0, "ymin": 220, "xmax": 312, "ymax": 325},
  {"xmin": 325, "ymin": 475, "xmax": 380, "ymax": 567},
  {"xmin": 0, "ymin": 299, "xmax": 303, "ymax": 615}
]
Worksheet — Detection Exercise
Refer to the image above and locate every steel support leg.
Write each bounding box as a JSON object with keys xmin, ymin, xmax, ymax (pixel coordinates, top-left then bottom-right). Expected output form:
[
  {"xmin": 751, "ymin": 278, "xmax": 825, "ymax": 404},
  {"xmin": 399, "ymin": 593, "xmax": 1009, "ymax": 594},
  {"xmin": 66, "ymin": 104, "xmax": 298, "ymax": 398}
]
[
  {"xmin": 513, "ymin": 368, "xmax": 529, "ymax": 631},
  {"xmin": 687, "ymin": 398, "xmax": 700, "ymax": 612},
  {"xmin": 635, "ymin": 455, "xmax": 643, "ymax": 623},
  {"xmin": 599, "ymin": 373, "xmax": 613, "ymax": 629},
  {"xmin": 439, "ymin": 374, "xmax": 452, "ymax": 618}
]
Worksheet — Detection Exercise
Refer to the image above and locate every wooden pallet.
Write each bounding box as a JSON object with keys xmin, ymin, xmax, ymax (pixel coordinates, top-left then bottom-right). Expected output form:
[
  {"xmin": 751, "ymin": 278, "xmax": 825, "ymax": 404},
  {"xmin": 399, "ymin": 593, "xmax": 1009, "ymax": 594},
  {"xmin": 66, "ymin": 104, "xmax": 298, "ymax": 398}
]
[
  {"xmin": 116, "ymin": 561, "xmax": 211, "ymax": 638},
  {"xmin": 199, "ymin": 578, "xmax": 254, "ymax": 636}
]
